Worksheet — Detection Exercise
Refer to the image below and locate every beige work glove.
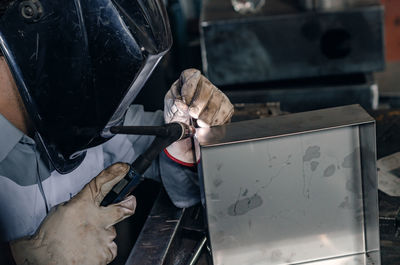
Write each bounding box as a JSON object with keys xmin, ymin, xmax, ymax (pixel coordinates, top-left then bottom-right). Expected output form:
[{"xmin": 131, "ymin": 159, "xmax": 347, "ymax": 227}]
[
  {"xmin": 10, "ymin": 163, "xmax": 136, "ymax": 265},
  {"xmin": 164, "ymin": 69, "xmax": 234, "ymax": 166}
]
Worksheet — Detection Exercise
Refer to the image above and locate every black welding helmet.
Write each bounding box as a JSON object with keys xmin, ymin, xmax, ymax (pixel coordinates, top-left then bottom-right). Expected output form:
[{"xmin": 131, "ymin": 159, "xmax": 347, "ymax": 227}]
[{"xmin": 0, "ymin": 0, "xmax": 172, "ymax": 173}]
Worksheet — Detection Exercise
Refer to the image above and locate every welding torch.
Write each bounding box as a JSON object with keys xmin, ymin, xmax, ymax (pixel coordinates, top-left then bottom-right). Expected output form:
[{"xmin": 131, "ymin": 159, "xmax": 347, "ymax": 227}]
[{"xmin": 100, "ymin": 122, "xmax": 196, "ymax": 207}]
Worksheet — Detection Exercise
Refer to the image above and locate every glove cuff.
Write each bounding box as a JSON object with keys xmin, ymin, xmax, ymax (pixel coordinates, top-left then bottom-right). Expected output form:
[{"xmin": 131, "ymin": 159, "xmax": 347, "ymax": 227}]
[{"xmin": 164, "ymin": 148, "xmax": 199, "ymax": 167}]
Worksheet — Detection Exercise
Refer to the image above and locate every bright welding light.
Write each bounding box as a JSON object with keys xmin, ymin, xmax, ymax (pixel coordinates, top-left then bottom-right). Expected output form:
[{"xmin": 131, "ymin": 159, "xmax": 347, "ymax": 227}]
[{"xmin": 194, "ymin": 127, "xmax": 211, "ymax": 140}]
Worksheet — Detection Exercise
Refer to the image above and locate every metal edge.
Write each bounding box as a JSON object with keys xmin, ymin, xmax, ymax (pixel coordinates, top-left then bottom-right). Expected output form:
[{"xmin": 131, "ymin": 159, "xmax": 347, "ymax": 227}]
[
  {"xmin": 125, "ymin": 190, "xmax": 185, "ymax": 265},
  {"xmin": 201, "ymin": 122, "xmax": 374, "ymax": 148},
  {"xmin": 159, "ymin": 209, "xmax": 186, "ymax": 264},
  {"xmin": 197, "ymin": 105, "xmax": 375, "ymax": 148},
  {"xmin": 359, "ymin": 122, "xmax": 381, "ymax": 259},
  {"xmin": 197, "ymin": 160, "xmax": 215, "ymax": 265}
]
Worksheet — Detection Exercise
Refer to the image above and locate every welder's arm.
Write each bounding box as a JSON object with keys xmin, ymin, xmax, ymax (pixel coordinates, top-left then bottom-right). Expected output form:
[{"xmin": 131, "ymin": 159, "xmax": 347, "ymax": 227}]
[
  {"xmin": 158, "ymin": 150, "xmax": 202, "ymax": 208},
  {"xmin": 102, "ymin": 105, "xmax": 201, "ymax": 208},
  {"xmin": 10, "ymin": 163, "xmax": 136, "ymax": 265},
  {"xmin": 163, "ymin": 68, "xmax": 234, "ymax": 165},
  {"xmin": 158, "ymin": 69, "xmax": 234, "ymax": 208}
]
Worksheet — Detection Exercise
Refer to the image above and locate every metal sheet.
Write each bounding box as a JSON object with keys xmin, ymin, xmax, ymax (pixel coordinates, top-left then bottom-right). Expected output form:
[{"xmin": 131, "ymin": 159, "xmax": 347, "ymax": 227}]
[
  {"xmin": 197, "ymin": 105, "xmax": 380, "ymax": 265},
  {"xmin": 196, "ymin": 105, "xmax": 374, "ymax": 147}
]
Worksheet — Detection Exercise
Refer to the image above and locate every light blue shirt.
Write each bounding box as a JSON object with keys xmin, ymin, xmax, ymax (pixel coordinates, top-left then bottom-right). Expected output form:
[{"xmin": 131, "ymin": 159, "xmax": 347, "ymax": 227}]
[{"xmin": 0, "ymin": 105, "xmax": 200, "ymax": 242}]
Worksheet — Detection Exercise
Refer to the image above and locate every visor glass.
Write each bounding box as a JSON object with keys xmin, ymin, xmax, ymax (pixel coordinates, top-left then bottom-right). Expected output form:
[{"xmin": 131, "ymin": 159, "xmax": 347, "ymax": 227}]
[
  {"xmin": 101, "ymin": 54, "xmax": 165, "ymax": 137},
  {"xmin": 101, "ymin": 0, "xmax": 172, "ymax": 137}
]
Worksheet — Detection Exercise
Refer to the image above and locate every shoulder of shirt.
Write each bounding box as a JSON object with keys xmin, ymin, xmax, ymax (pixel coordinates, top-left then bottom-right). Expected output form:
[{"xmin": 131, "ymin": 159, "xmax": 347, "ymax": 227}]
[{"xmin": 0, "ymin": 114, "xmax": 26, "ymax": 162}]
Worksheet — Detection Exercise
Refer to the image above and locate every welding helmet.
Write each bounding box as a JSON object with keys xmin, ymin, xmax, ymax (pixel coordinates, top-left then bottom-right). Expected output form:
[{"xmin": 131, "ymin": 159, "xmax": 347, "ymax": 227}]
[{"xmin": 0, "ymin": 0, "xmax": 172, "ymax": 173}]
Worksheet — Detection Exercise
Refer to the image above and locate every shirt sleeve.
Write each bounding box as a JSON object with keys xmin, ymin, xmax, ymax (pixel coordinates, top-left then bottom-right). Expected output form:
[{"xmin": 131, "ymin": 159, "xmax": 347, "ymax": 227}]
[
  {"xmin": 159, "ymin": 151, "xmax": 201, "ymax": 208},
  {"xmin": 102, "ymin": 105, "xmax": 163, "ymax": 182},
  {"xmin": 102, "ymin": 105, "xmax": 201, "ymax": 208}
]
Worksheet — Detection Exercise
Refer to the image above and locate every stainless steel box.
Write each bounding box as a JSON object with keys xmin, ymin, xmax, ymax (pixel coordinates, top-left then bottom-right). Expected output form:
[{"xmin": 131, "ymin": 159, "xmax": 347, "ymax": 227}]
[
  {"xmin": 200, "ymin": 0, "xmax": 385, "ymax": 86},
  {"xmin": 196, "ymin": 105, "xmax": 380, "ymax": 265}
]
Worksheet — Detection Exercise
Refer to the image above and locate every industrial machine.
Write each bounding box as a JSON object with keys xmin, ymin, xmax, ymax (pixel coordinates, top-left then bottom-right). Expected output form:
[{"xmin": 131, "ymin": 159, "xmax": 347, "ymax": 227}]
[
  {"xmin": 201, "ymin": 0, "xmax": 384, "ymax": 86},
  {"xmin": 200, "ymin": 0, "xmax": 384, "ymax": 111}
]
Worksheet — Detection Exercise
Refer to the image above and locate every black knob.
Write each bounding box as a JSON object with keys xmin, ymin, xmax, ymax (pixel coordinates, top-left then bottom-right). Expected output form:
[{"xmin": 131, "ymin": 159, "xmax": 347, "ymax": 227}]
[
  {"xmin": 19, "ymin": 0, "xmax": 43, "ymax": 22},
  {"xmin": 320, "ymin": 28, "xmax": 352, "ymax": 60}
]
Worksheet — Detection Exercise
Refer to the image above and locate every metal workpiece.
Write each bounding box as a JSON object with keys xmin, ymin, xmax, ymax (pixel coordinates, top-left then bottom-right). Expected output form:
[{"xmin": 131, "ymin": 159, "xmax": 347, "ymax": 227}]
[
  {"xmin": 200, "ymin": 0, "xmax": 384, "ymax": 86},
  {"xmin": 196, "ymin": 104, "xmax": 374, "ymax": 147},
  {"xmin": 196, "ymin": 105, "xmax": 380, "ymax": 265},
  {"xmin": 125, "ymin": 190, "xmax": 185, "ymax": 265},
  {"xmin": 125, "ymin": 192, "xmax": 212, "ymax": 265}
]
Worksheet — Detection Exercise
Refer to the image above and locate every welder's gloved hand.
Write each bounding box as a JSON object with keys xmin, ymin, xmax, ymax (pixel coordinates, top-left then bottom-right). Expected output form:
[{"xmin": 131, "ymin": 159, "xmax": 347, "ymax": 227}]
[
  {"xmin": 164, "ymin": 69, "xmax": 234, "ymax": 165},
  {"xmin": 10, "ymin": 163, "xmax": 136, "ymax": 265}
]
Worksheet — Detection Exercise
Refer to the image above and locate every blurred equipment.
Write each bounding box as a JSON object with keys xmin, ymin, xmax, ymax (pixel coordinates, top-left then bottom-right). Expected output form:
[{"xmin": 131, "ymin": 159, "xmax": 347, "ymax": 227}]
[
  {"xmin": 200, "ymin": 0, "xmax": 384, "ymax": 111},
  {"xmin": 231, "ymin": 0, "xmax": 266, "ymax": 13},
  {"xmin": 380, "ymin": 207, "xmax": 400, "ymax": 242},
  {"xmin": 380, "ymin": 0, "xmax": 400, "ymax": 62},
  {"xmin": 201, "ymin": 0, "xmax": 384, "ymax": 86},
  {"xmin": 225, "ymin": 74, "xmax": 379, "ymax": 112},
  {"xmin": 196, "ymin": 105, "xmax": 380, "ymax": 265},
  {"xmin": 377, "ymin": 152, "xmax": 400, "ymax": 197},
  {"xmin": 373, "ymin": 0, "xmax": 400, "ymax": 109},
  {"xmin": 299, "ymin": 0, "xmax": 367, "ymax": 11},
  {"xmin": 232, "ymin": 102, "xmax": 288, "ymax": 122}
]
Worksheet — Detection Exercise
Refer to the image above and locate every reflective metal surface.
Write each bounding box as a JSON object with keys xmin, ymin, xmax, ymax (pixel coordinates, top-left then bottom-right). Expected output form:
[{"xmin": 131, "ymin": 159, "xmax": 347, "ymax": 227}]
[
  {"xmin": 125, "ymin": 191, "xmax": 211, "ymax": 265},
  {"xmin": 196, "ymin": 105, "xmax": 374, "ymax": 147},
  {"xmin": 125, "ymin": 190, "xmax": 184, "ymax": 265},
  {"xmin": 197, "ymin": 105, "xmax": 380, "ymax": 265}
]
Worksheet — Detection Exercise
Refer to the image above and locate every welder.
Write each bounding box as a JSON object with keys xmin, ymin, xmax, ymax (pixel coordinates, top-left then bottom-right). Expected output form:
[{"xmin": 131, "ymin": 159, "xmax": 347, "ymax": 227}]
[{"xmin": 0, "ymin": 0, "xmax": 233, "ymax": 264}]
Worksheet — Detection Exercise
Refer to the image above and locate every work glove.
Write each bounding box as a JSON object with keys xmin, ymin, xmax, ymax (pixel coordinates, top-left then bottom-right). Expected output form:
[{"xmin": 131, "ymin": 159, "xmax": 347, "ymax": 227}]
[
  {"xmin": 10, "ymin": 163, "xmax": 136, "ymax": 265},
  {"xmin": 164, "ymin": 69, "xmax": 234, "ymax": 166}
]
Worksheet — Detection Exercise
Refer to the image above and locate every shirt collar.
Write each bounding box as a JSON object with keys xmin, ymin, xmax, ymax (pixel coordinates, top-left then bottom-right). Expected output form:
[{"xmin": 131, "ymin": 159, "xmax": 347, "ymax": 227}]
[{"xmin": 0, "ymin": 113, "xmax": 30, "ymax": 161}]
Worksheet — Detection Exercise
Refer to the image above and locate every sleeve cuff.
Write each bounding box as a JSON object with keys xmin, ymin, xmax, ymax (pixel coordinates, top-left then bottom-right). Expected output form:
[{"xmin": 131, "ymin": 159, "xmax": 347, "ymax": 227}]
[{"xmin": 164, "ymin": 148, "xmax": 198, "ymax": 167}]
